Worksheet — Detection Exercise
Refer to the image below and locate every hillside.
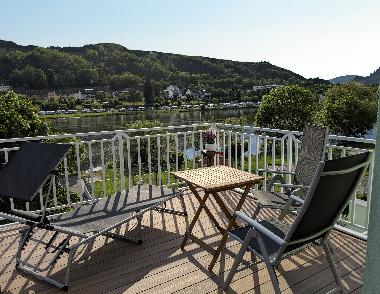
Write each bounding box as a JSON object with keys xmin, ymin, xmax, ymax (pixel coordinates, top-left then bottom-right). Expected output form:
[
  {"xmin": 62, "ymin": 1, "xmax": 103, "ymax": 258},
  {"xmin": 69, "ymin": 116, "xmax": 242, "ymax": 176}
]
[
  {"xmin": 354, "ymin": 67, "xmax": 380, "ymax": 85},
  {"xmin": 0, "ymin": 39, "xmax": 312, "ymax": 91},
  {"xmin": 329, "ymin": 75, "xmax": 358, "ymax": 84}
]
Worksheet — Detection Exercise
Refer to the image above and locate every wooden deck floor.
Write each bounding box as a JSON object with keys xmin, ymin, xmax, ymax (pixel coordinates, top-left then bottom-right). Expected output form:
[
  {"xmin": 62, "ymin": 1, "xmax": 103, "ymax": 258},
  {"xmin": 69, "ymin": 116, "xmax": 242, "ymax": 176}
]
[{"xmin": 0, "ymin": 189, "xmax": 366, "ymax": 293}]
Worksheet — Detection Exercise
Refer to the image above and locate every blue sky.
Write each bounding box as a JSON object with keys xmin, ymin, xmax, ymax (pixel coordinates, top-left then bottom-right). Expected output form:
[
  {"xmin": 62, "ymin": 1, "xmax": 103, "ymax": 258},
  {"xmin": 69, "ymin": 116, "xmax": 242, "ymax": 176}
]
[{"xmin": 1, "ymin": 0, "xmax": 379, "ymax": 79}]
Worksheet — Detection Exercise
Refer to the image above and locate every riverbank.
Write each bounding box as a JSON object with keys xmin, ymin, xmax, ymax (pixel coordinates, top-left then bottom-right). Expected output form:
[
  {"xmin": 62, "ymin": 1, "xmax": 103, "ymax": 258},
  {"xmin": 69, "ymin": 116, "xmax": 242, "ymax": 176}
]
[
  {"xmin": 45, "ymin": 105, "xmax": 257, "ymax": 119},
  {"xmin": 49, "ymin": 107, "xmax": 258, "ymax": 133}
]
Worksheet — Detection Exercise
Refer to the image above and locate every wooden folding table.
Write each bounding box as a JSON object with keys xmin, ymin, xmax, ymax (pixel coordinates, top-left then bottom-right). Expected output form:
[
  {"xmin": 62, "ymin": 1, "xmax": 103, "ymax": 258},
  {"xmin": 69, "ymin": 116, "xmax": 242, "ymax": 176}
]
[{"xmin": 172, "ymin": 165, "xmax": 263, "ymax": 271}]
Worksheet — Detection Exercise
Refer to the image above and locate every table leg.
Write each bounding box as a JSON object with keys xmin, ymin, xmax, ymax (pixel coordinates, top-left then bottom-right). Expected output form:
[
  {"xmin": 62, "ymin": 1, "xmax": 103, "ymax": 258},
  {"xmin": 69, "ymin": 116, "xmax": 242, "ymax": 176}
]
[
  {"xmin": 181, "ymin": 186, "xmax": 210, "ymax": 249},
  {"xmin": 208, "ymin": 184, "xmax": 253, "ymax": 271},
  {"xmin": 188, "ymin": 185, "xmax": 225, "ymax": 233}
]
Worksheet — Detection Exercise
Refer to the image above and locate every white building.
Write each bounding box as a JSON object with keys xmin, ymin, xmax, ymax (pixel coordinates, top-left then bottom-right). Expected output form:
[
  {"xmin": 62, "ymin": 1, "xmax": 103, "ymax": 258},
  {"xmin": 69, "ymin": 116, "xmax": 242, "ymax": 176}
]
[
  {"xmin": 167, "ymin": 85, "xmax": 182, "ymax": 99},
  {"xmin": 0, "ymin": 85, "xmax": 11, "ymax": 92},
  {"xmin": 252, "ymin": 84, "xmax": 280, "ymax": 91}
]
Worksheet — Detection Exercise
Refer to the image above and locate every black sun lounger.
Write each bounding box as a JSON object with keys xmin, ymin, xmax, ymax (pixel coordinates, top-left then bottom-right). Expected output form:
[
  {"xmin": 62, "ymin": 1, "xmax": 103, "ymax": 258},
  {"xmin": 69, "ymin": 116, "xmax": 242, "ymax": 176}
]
[{"xmin": 0, "ymin": 142, "xmax": 186, "ymax": 291}]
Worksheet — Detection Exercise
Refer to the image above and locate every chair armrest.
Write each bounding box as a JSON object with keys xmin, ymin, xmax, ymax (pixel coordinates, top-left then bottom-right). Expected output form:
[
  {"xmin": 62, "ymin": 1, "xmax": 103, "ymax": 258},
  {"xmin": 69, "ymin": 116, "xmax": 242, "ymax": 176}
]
[
  {"xmin": 235, "ymin": 211, "xmax": 286, "ymax": 245},
  {"xmin": 276, "ymin": 184, "xmax": 309, "ymax": 189},
  {"xmin": 258, "ymin": 169, "xmax": 295, "ymax": 175},
  {"xmin": 289, "ymin": 194, "xmax": 305, "ymax": 205}
]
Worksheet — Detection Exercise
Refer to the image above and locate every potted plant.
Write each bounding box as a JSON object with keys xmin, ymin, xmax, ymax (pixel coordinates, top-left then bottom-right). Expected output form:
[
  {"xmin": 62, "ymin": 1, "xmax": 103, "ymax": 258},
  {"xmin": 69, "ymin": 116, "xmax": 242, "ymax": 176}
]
[{"xmin": 203, "ymin": 130, "xmax": 217, "ymax": 151}]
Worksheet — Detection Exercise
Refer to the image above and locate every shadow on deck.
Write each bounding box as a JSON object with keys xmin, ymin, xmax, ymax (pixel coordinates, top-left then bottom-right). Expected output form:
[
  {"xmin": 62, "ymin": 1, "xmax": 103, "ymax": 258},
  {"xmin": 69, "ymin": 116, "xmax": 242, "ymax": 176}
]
[{"xmin": 0, "ymin": 190, "xmax": 366, "ymax": 293}]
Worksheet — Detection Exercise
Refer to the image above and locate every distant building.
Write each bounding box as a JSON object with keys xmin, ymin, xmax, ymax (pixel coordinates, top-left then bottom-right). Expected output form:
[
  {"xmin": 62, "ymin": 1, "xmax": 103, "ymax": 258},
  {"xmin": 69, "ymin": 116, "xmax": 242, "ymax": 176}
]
[
  {"xmin": 0, "ymin": 84, "xmax": 11, "ymax": 92},
  {"xmin": 252, "ymin": 84, "xmax": 280, "ymax": 91},
  {"xmin": 167, "ymin": 85, "xmax": 182, "ymax": 99},
  {"xmin": 47, "ymin": 91, "xmax": 56, "ymax": 99}
]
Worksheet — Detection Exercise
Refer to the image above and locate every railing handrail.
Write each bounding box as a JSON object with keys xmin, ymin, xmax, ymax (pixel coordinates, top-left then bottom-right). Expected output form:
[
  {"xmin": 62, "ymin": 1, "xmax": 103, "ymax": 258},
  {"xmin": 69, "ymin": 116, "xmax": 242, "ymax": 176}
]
[{"xmin": 0, "ymin": 123, "xmax": 375, "ymax": 145}]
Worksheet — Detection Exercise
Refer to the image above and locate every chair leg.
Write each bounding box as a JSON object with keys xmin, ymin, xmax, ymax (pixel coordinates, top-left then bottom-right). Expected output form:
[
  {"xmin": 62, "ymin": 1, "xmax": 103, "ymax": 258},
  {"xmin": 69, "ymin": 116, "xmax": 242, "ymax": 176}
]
[
  {"xmin": 323, "ymin": 239, "xmax": 343, "ymax": 293},
  {"xmin": 224, "ymin": 229, "xmax": 254, "ymax": 290},
  {"xmin": 251, "ymin": 203, "xmax": 262, "ymax": 219},
  {"xmin": 278, "ymin": 198, "xmax": 293, "ymax": 220},
  {"xmin": 256, "ymin": 233, "xmax": 281, "ymax": 294}
]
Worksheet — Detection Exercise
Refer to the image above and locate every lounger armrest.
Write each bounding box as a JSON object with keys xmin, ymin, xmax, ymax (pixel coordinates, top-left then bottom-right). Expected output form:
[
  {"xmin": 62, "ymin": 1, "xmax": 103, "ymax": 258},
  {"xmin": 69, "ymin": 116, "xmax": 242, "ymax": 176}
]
[
  {"xmin": 289, "ymin": 194, "xmax": 305, "ymax": 205},
  {"xmin": 235, "ymin": 211, "xmax": 286, "ymax": 245}
]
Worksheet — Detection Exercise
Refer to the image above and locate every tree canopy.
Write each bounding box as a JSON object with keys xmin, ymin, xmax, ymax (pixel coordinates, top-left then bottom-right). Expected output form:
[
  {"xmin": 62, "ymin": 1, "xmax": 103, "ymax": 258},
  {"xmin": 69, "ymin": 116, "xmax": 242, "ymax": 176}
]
[
  {"xmin": 0, "ymin": 91, "xmax": 51, "ymax": 139},
  {"xmin": 255, "ymin": 85, "xmax": 317, "ymax": 131},
  {"xmin": 315, "ymin": 82, "xmax": 378, "ymax": 136}
]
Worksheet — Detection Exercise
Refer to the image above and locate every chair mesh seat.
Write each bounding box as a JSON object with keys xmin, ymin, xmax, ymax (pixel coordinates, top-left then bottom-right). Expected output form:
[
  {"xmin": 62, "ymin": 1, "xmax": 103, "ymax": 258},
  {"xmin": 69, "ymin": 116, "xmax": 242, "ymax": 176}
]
[
  {"xmin": 52, "ymin": 185, "xmax": 179, "ymax": 233},
  {"xmin": 252, "ymin": 190, "xmax": 288, "ymax": 207},
  {"xmin": 231, "ymin": 218, "xmax": 290, "ymax": 260}
]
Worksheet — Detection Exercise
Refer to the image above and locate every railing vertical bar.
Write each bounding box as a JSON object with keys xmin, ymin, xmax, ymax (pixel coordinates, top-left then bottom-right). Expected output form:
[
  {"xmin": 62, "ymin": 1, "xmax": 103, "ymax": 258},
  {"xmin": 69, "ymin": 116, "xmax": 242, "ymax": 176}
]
[
  {"xmin": 191, "ymin": 132, "xmax": 196, "ymax": 168},
  {"xmin": 127, "ymin": 137, "xmax": 132, "ymax": 188},
  {"xmin": 216, "ymin": 129, "xmax": 220, "ymax": 166},
  {"xmin": 75, "ymin": 143, "xmax": 83, "ymax": 203},
  {"xmin": 39, "ymin": 190, "xmax": 44, "ymax": 211},
  {"xmin": 111, "ymin": 140, "xmax": 117, "ymax": 194},
  {"xmin": 167, "ymin": 133, "xmax": 171, "ymax": 186},
  {"xmin": 286, "ymin": 134, "xmax": 293, "ymax": 186},
  {"xmin": 255, "ymin": 136, "xmax": 260, "ymax": 190},
  {"xmin": 88, "ymin": 142, "xmax": 95, "ymax": 198},
  {"xmin": 137, "ymin": 137, "xmax": 142, "ymax": 184},
  {"xmin": 148, "ymin": 137, "xmax": 152, "ymax": 185},
  {"xmin": 328, "ymin": 146, "xmax": 333, "ymax": 160},
  {"xmin": 271, "ymin": 138, "xmax": 276, "ymax": 191},
  {"xmin": 183, "ymin": 134, "xmax": 187, "ymax": 170},
  {"xmin": 228, "ymin": 132, "xmax": 232, "ymax": 167},
  {"xmin": 248, "ymin": 134, "xmax": 252, "ymax": 173},
  {"xmin": 280, "ymin": 139, "xmax": 285, "ymax": 193},
  {"xmin": 199, "ymin": 130, "xmax": 203, "ymax": 168},
  {"xmin": 63, "ymin": 156, "xmax": 71, "ymax": 206},
  {"xmin": 118, "ymin": 132, "xmax": 125, "ymax": 191},
  {"xmin": 263, "ymin": 137, "xmax": 268, "ymax": 190},
  {"xmin": 234, "ymin": 132, "xmax": 238, "ymax": 168},
  {"xmin": 175, "ymin": 134, "xmax": 179, "ymax": 185},
  {"xmin": 100, "ymin": 141, "xmax": 107, "ymax": 198},
  {"xmin": 157, "ymin": 136, "xmax": 161, "ymax": 185},
  {"xmin": 52, "ymin": 176, "xmax": 57, "ymax": 207},
  {"xmin": 223, "ymin": 131, "xmax": 226, "ymax": 166},
  {"xmin": 240, "ymin": 133, "xmax": 245, "ymax": 171}
]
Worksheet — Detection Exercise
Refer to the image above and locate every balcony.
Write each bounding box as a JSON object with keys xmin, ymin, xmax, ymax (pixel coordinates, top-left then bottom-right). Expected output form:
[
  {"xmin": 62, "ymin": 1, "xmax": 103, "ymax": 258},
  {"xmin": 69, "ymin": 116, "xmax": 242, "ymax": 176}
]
[{"xmin": 0, "ymin": 123, "xmax": 373, "ymax": 292}]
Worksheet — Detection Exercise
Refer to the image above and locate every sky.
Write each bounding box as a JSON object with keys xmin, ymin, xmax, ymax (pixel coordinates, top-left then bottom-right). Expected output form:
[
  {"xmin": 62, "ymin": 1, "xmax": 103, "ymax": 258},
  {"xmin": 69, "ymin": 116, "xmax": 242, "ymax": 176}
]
[{"xmin": 0, "ymin": 0, "xmax": 379, "ymax": 79}]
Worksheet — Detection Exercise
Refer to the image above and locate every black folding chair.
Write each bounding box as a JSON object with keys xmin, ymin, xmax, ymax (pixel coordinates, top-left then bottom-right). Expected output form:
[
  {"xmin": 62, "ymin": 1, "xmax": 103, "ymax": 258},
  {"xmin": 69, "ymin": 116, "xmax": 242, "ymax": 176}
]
[
  {"xmin": 224, "ymin": 151, "xmax": 372, "ymax": 293},
  {"xmin": 0, "ymin": 142, "xmax": 186, "ymax": 291}
]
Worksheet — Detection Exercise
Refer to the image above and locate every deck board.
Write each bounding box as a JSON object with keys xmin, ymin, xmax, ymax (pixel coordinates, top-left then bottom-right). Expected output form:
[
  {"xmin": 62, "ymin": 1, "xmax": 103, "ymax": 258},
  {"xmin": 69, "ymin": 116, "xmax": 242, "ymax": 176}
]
[{"xmin": 0, "ymin": 189, "xmax": 366, "ymax": 293}]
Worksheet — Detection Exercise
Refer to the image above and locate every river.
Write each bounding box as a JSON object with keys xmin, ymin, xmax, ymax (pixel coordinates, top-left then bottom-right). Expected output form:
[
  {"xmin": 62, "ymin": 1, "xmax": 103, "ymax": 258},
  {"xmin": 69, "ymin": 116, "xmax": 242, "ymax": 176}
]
[{"xmin": 50, "ymin": 108, "xmax": 257, "ymax": 133}]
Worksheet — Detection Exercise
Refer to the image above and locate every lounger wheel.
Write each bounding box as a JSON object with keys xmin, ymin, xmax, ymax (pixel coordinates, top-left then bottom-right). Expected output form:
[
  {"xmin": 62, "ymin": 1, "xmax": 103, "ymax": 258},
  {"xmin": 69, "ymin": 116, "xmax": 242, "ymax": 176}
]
[
  {"xmin": 62, "ymin": 286, "xmax": 68, "ymax": 292},
  {"xmin": 138, "ymin": 240, "xmax": 143, "ymax": 245}
]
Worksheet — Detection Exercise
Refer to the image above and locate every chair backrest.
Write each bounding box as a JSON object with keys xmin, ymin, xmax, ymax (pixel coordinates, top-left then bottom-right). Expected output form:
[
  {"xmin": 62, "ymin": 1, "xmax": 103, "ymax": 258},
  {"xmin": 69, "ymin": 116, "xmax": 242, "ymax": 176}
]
[
  {"xmin": 294, "ymin": 124, "xmax": 328, "ymax": 186},
  {"xmin": 285, "ymin": 151, "xmax": 371, "ymax": 247},
  {"xmin": 0, "ymin": 142, "xmax": 71, "ymax": 202}
]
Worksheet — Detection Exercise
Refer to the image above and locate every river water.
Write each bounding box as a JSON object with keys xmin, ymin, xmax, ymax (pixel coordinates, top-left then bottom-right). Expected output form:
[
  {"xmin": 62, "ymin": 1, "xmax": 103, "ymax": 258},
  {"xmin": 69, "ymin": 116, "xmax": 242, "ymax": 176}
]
[{"xmin": 50, "ymin": 108, "xmax": 257, "ymax": 133}]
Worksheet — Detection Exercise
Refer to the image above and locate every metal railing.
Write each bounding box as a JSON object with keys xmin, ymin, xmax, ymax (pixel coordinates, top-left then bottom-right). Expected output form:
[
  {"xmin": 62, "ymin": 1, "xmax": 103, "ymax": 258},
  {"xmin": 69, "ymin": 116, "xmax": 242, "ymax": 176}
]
[{"xmin": 0, "ymin": 123, "xmax": 375, "ymax": 240}]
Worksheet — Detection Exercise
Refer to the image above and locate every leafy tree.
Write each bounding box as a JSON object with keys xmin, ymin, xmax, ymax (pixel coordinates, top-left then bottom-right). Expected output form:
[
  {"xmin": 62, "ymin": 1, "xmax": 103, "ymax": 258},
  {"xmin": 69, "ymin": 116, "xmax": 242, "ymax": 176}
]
[
  {"xmin": 315, "ymin": 82, "xmax": 378, "ymax": 136},
  {"xmin": 143, "ymin": 78, "xmax": 154, "ymax": 106},
  {"xmin": 109, "ymin": 72, "xmax": 142, "ymax": 90},
  {"xmin": 77, "ymin": 68, "xmax": 99, "ymax": 86},
  {"xmin": 0, "ymin": 91, "xmax": 50, "ymax": 139},
  {"xmin": 255, "ymin": 85, "xmax": 317, "ymax": 131},
  {"xmin": 10, "ymin": 65, "xmax": 47, "ymax": 89}
]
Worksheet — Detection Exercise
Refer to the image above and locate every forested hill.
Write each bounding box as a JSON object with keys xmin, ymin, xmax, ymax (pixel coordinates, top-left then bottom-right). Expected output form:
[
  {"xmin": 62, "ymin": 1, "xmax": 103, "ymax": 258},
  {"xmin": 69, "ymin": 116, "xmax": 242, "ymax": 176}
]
[
  {"xmin": 354, "ymin": 67, "xmax": 380, "ymax": 85},
  {"xmin": 0, "ymin": 39, "xmax": 314, "ymax": 91}
]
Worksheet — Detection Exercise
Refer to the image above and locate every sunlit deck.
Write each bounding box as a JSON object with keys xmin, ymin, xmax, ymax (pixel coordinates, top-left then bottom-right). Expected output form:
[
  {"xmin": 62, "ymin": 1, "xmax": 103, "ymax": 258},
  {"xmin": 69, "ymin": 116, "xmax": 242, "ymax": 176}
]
[{"xmin": 0, "ymin": 189, "xmax": 366, "ymax": 293}]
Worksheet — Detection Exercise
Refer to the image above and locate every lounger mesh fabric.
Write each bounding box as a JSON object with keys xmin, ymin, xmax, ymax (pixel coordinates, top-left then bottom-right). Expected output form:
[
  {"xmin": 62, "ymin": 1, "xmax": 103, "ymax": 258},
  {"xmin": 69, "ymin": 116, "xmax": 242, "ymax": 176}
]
[{"xmin": 53, "ymin": 185, "xmax": 179, "ymax": 233}]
